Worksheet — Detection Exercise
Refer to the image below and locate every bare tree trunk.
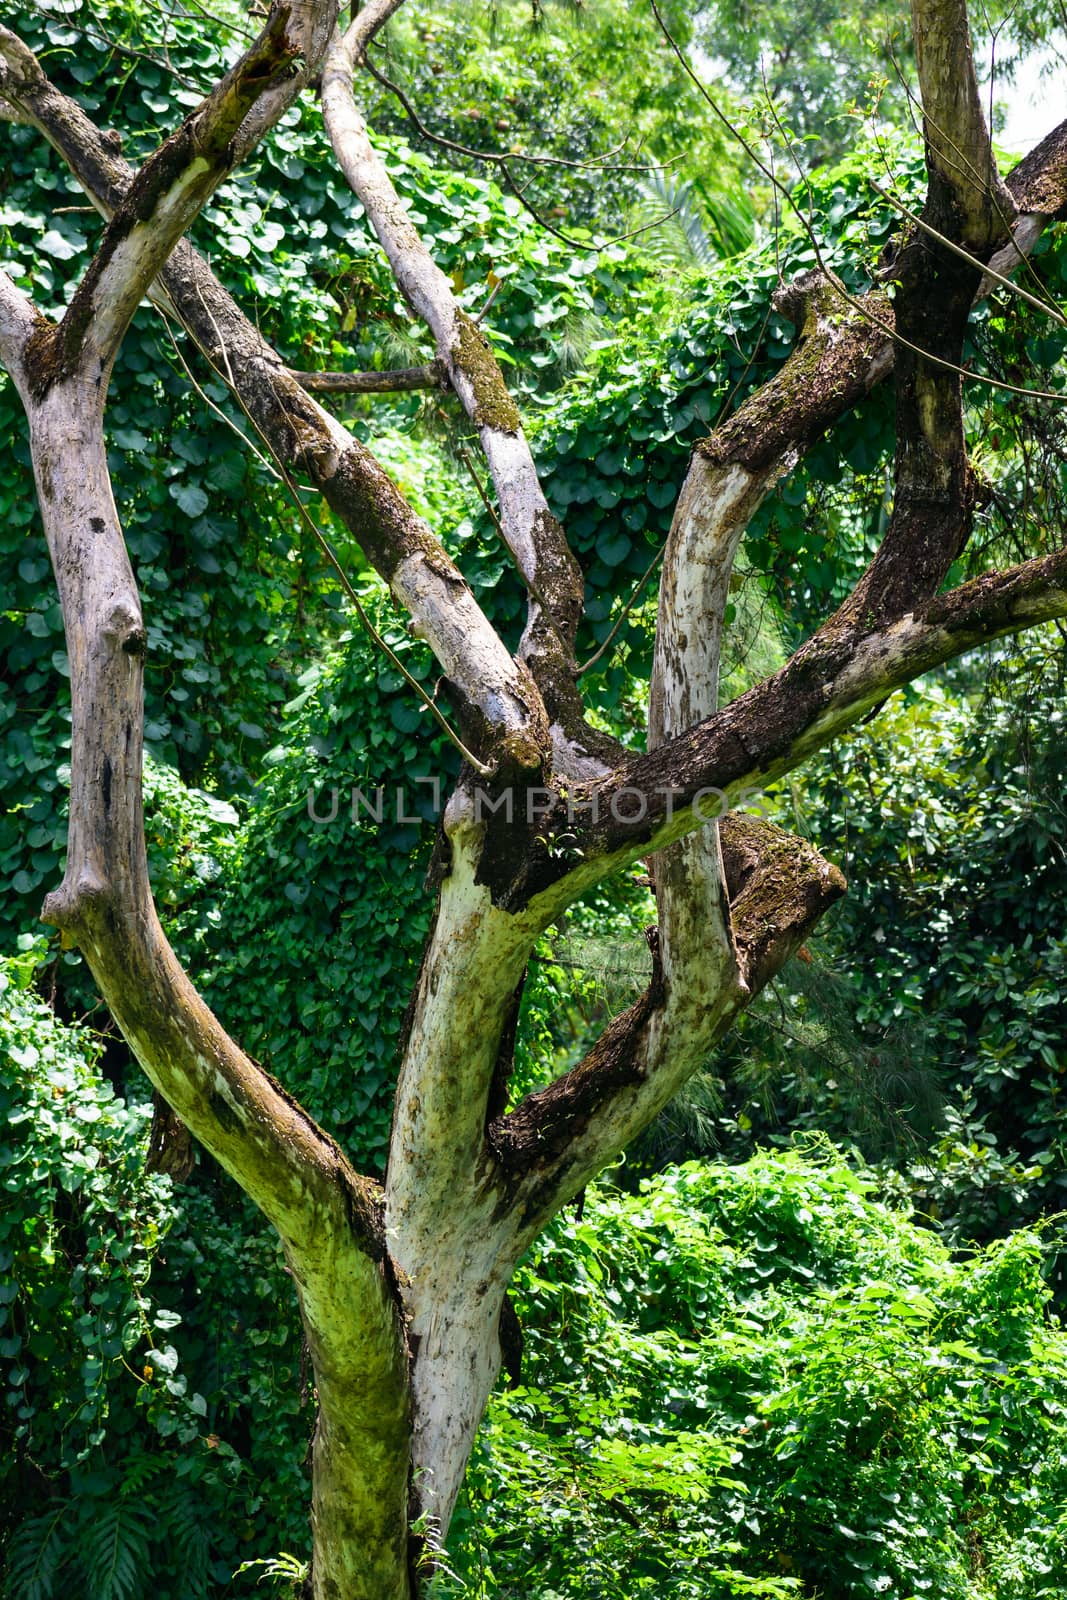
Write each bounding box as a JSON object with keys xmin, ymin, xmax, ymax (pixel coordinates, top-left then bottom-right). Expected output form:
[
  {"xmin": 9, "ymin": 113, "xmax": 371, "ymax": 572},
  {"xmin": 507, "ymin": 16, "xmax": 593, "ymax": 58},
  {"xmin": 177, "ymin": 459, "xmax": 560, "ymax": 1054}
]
[{"xmin": 2, "ymin": 0, "xmax": 1067, "ymax": 1589}]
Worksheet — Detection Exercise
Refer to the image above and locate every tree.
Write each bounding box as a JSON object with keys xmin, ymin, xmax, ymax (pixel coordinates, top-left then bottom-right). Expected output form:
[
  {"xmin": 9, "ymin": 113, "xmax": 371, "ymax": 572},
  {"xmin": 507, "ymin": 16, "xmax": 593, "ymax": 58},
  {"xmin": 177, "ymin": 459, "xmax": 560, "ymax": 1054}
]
[{"xmin": 0, "ymin": 0, "xmax": 1065, "ymax": 1593}]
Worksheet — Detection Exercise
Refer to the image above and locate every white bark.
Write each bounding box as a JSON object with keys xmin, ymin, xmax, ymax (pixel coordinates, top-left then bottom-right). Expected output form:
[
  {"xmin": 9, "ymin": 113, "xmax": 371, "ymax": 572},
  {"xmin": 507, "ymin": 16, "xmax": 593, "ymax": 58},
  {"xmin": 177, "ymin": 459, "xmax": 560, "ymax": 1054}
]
[
  {"xmin": 0, "ymin": 269, "xmax": 36, "ymax": 389},
  {"xmin": 395, "ymin": 1198, "xmax": 517, "ymax": 1538},
  {"xmin": 320, "ymin": 26, "xmax": 583, "ymax": 662},
  {"xmin": 385, "ymin": 795, "xmax": 552, "ymax": 1536},
  {"xmin": 388, "ymin": 808, "xmax": 536, "ymax": 1226},
  {"xmin": 23, "ymin": 383, "xmax": 411, "ymax": 1600},
  {"xmin": 644, "ymin": 456, "xmax": 777, "ymax": 1072}
]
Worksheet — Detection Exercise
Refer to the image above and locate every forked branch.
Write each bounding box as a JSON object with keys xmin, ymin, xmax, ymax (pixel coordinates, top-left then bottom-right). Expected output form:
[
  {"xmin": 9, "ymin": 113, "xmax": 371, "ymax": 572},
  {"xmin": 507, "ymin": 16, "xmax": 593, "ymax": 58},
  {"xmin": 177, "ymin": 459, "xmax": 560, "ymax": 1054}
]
[
  {"xmin": 8, "ymin": 2, "xmax": 324, "ymax": 389},
  {"xmin": 320, "ymin": 18, "xmax": 592, "ymax": 738},
  {"xmin": 490, "ymin": 814, "xmax": 846, "ymax": 1227},
  {"xmin": 0, "ymin": 28, "xmax": 544, "ymax": 757}
]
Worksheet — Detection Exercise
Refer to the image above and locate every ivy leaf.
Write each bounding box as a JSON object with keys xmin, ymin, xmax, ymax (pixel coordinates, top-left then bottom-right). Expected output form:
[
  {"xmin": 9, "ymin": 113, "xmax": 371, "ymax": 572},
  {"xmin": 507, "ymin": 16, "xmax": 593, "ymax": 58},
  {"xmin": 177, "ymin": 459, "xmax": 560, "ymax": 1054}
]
[
  {"xmin": 38, "ymin": 228, "xmax": 86, "ymax": 260},
  {"xmin": 169, "ymin": 482, "xmax": 210, "ymax": 518}
]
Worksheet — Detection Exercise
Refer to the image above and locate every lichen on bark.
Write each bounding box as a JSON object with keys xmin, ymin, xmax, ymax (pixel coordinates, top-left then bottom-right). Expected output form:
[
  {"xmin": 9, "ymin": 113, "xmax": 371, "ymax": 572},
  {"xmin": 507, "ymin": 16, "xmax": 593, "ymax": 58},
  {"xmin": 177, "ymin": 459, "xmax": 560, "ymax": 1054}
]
[{"xmin": 452, "ymin": 311, "xmax": 521, "ymax": 432}]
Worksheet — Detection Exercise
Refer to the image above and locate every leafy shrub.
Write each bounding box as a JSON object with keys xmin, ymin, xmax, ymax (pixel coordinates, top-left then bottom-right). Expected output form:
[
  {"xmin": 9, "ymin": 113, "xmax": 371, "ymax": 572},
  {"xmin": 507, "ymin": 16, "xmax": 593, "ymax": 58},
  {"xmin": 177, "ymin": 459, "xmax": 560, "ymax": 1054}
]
[
  {"xmin": 0, "ymin": 949, "xmax": 314, "ymax": 1597},
  {"xmin": 451, "ymin": 1151, "xmax": 1067, "ymax": 1600}
]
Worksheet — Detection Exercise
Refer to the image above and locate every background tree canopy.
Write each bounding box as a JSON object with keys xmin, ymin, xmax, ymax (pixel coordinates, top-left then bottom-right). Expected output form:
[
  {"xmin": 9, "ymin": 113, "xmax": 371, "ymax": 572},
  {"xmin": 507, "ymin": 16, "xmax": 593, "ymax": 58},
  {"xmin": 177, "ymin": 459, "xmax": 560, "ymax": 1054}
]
[{"xmin": 1, "ymin": 0, "xmax": 1066, "ymax": 1594}]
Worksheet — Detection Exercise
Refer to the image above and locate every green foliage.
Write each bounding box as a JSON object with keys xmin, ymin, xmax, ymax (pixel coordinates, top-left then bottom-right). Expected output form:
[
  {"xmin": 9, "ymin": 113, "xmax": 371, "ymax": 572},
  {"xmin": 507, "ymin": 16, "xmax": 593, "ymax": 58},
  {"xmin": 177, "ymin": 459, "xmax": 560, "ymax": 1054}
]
[
  {"xmin": 0, "ymin": 0, "xmax": 672, "ymax": 939},
  {"xmin": 694, "ymin": 634, "xmax": 1067, "ymax": 1270},
  {"xmin": 3, "ymin": 3, "xmax": 1067, "ymax": 1593},
  {"xmin": 525, "ymin": 145, "xmax": 913, "ymax": 708},
  {"xmin": 142, "ymin": 755, "xmax": 239, "ymax": 942},
  {"xmin": 369, "ymin": 0, "xmax": 748, "ymax": 236},
  {"xmin": 687, "ymin": 0, "xmax": 1051, "ymax": 169},
  {"xmin": 0, "ymin": 935, "xmax": 346, "ymax": 1597},
  {"xmin": 194, "ymin": 611, "xmax": 451, "ymax": 1168},
  {"xmin": 233, "ymin": 1551, "xmax": 309, "ymax": 1596},
  {"xmin": 450, "ymin": 1152, "xmax": 1067, "ymax": 1599},
  {"xmin": 0, "ymin": 951, "xmax": 254, "ymax": 1598},
  {"xmin": 0, "ymin": 953, "xmax": 175, "ymax": 1477},
  {"xmin": 691, "ymin": 0, "xmax": 918, "ymax": 165}
]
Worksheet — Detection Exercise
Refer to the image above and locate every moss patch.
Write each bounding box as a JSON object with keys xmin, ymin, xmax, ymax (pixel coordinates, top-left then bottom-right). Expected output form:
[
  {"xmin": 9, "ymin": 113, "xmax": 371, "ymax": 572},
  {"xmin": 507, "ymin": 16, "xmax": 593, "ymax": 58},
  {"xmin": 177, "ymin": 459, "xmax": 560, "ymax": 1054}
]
[{"xmin": 453, "ymin": 312, "xmax": 521, "ymax": 433}]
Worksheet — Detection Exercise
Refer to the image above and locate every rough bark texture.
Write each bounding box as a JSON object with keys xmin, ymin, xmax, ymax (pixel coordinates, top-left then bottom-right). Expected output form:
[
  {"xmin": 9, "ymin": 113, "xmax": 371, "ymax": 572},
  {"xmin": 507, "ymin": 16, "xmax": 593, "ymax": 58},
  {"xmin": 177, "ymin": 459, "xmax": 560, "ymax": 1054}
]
[
  {"xmin": 487, "ymin": 815, "xmax": 846, "ymax": 1233},
  {"xmin": 2, "ymin": 5, "xmax": 1067, "ymax": 1593}
]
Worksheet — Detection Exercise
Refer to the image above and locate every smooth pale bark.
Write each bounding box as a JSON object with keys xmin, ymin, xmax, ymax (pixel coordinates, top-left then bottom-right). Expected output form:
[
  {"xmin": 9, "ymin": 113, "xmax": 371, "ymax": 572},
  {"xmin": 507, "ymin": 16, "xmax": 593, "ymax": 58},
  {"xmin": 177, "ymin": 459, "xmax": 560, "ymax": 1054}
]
[
  {"xmin": 23, "ymin": 379, "xmax": 411, "ymax": 1600},
  {"xmin": 385, "ymin": 793, "xmax": 547, "ymax": 1532},
  {"xmin": 320, "ymin": 25, "xmax": 584, "ymax": 643},
  {"xmin": 4, "ymin": 4, "xmax": 1067, "ymax": 1593},
  {"xmin": 320, "ymin": 23, "xmax": 614, "ymax": 779}
]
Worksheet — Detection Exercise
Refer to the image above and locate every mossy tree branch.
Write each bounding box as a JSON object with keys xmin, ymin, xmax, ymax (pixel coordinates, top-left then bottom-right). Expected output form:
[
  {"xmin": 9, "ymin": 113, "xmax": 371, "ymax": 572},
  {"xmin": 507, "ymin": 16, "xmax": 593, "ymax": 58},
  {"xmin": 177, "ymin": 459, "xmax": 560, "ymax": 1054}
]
[
  {"xmin": 320, "ymin": 20, "xmax": 601, "ymax": 768},
  {"xmin": 489, "ymin": 815, "xmax": 846, "ymax": 1226},
  {"xmin": 0, "ymin": 27, "xmax": 545, "ymax": 758},
  {"xmin": 7, "ymin": 2, "xmax": 330, "ymax": 391}
]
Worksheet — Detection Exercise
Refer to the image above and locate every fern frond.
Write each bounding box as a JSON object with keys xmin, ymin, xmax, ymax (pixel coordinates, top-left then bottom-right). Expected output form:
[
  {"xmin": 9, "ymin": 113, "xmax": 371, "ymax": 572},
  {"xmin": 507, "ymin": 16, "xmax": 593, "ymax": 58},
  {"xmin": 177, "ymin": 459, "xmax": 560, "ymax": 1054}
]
[
  {"xmin": 154, "ymin": 1482, "xmax": 210, "ymax": 1593},
  {"xmin": 115, "ymin": 1452, "xmax": 168, "ymax": 1497},
  {"xmin": 629, "ymin": 172, "xmax": 754, "ymax": 272},
  {"xmin": 2, "ymin": 1503, "xmax": 71, "ymax": 1600},
  {"xmin": 77, "ymin": 1500, "xmax": 152, "ymax": 1600}
]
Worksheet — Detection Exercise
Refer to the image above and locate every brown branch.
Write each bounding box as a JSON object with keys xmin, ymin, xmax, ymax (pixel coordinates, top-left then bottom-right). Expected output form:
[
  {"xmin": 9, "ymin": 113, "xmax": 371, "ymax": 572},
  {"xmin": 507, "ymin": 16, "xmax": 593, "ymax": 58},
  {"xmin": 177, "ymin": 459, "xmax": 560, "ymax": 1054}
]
[
  {"xmin": 718, "ymin": 812, "xmax": 847, "ymax": 993},
  {"xmin": 1007, "ymin": 117, "xmax": 1067, "ymax": 217},
  {"xmin": 289, "ymin": 360, "xmax": 444, "ymax": 392},
  {"xmin": 471, "ymin": 541, "xmax": 1067, "ymax": 918},
  {"xmin": 612, "ymin": 545, "xmax": 1067, "ymax": 863},
  {"xmin": 10, "ymin": 3, "xmax": 318, "ymax": 389},
  {"xmin": 489, "ymin": 815, "xmax": 845, "ymax": 1220},
  {"xmin": 844, "ymin": 0, "xmax": 1011, "ymax": 627}
]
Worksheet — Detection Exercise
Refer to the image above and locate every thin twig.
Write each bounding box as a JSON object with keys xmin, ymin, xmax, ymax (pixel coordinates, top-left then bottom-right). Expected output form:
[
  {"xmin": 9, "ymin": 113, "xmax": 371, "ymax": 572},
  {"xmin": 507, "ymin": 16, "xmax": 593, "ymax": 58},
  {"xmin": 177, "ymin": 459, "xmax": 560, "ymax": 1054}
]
[
  {"xmin": 289, "ymin": 362, "xmax": 443, "ymax": 393},
  {"xmin": 362, "ymin": 54, "xmax": 676, "ymax": 175},
  {"xmin": 867, "ymin": 177, "xmax": 1067, "ymax": 327},
  {"xmin": 361, "ymin": 53, "xmax": 682, "ymax": 250},
  {"xmin": 576, "ymin": 546, "xmax": 665, "ymax": 676},
  {"xmin": 649, "ymin": 0, "xmax": 1067, "ymax": 407},
  {"xmin": 474, "ymin": 278, "xmax": 502, "ymax": 326},
  {"xmin": 457, "ymin": 444, "xmax": 504, "ymax": 537},
  {"xmin": 173, "ymin": 298, "xmax": 492, "ymax": 775},
  {"xmin": 160, "ymin": 312, "xmax": 284, "ymax": 481},
  {"xmin": 455, "ymin": 442, "xmax": 561, "ymax": 623}
]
